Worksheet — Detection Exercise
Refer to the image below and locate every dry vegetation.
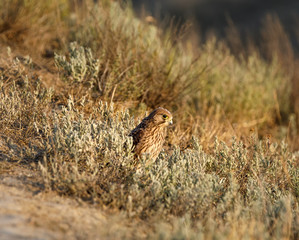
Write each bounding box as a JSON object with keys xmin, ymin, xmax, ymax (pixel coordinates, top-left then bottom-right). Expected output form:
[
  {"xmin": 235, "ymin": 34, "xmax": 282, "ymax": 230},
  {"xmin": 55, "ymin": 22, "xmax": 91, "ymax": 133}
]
[{"xmin": 0, "ymin": 0, "xmax": 298, "ymax": 239}]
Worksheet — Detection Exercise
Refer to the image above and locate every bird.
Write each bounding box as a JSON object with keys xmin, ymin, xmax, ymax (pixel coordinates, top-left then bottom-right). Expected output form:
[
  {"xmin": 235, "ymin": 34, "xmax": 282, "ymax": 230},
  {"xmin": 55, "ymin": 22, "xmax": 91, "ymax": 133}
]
[{"xmin": 129, "ymin": 107, "xmax": 173, "ymax": 162}]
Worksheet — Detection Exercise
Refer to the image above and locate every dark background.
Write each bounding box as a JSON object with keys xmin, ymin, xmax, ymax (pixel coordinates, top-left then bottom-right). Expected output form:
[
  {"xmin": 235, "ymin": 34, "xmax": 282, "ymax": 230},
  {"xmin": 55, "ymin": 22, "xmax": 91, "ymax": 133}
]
[{"xmin": 131, "ymin": 0, "xmax": 299, "ymax": 54}]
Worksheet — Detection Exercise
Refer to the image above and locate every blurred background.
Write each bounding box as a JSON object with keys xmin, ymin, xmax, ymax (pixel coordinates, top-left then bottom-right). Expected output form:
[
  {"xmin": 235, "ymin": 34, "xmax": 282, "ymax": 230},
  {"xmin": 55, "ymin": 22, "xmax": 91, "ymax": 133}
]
[{"xmin": 131, "ymin": 0, "xmax": 299, "ymax": 55}]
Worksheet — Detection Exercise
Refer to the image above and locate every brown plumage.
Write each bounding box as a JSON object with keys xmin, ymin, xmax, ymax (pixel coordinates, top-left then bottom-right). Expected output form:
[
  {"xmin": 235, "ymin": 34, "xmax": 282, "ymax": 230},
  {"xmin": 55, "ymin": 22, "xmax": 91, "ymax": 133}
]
[{"xmin": 129, "ymin": 107, "xmax": 173, "ymax": 161}]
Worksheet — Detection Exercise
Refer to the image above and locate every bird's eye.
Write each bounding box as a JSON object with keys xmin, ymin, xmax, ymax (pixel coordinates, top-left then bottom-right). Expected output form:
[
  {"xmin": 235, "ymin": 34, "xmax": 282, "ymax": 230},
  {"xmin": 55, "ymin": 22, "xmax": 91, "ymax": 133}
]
[{"xmin": 162, "ymin": 114, "xmax": 168, "ymax": 119}]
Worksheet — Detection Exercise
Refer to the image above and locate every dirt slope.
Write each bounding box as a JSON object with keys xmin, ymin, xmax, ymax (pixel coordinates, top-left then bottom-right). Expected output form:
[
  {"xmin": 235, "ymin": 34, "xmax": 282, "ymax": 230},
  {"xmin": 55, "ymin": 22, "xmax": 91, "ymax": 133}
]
[{"xmin": 0, "ymin": 164, "xmax": 146, "ymax": 240}]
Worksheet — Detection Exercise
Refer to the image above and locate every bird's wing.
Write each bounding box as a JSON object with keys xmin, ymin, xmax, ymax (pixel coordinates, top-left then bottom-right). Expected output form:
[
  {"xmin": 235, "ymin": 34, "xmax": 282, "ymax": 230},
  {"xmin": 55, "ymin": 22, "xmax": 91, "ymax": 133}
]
[{"xmin": 129, "ymin": 120, "xmax": 148, "ymax": 146}]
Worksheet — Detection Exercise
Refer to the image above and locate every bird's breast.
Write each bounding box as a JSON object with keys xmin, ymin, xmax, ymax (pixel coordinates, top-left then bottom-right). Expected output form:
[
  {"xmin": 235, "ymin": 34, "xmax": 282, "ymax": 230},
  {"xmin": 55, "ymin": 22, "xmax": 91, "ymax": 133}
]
[{"xmin": 141, "ymin": 127, "xmax": 166, "ymax": 154}]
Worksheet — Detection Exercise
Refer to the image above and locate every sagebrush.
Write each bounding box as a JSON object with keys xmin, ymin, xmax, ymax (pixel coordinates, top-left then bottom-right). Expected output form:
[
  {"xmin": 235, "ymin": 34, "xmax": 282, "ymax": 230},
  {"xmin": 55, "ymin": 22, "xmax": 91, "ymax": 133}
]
[{"xmin": 0, "ymin": 0, "xmax": 298, "ymax": 239}]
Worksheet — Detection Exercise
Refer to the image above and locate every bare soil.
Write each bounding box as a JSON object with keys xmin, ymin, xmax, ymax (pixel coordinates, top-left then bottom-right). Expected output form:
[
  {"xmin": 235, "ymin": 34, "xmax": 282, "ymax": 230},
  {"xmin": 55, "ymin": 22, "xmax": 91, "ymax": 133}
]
[{"xmin": 0, "ymin": 163, "xmax": 145, "ymax": 240}]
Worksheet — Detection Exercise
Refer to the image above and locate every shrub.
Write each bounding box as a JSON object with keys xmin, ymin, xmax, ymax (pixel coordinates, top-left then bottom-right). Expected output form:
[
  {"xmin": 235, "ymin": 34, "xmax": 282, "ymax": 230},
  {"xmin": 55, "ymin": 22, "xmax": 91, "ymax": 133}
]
[
  {"xmin": 37, "ymin": 98, "xmax": 298, "ymax": 239},
  {"xmin": 54, "ymin": 42, "xmax": 99, "ymax": 86},
  {"xmin": 0, "ymin": 52, "xmax": 52, "ymax": 157}
]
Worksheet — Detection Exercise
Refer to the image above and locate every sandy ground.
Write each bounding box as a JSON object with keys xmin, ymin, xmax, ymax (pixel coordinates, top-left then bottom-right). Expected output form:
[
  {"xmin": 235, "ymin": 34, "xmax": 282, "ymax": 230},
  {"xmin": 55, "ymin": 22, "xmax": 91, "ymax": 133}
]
[
  {"xmin": 0, "ymin": 163, "xmax": 147, "ymax": 240},
  {"xmin": 0, "ymin": 167, "xmax": 102, "ymax": 239}
]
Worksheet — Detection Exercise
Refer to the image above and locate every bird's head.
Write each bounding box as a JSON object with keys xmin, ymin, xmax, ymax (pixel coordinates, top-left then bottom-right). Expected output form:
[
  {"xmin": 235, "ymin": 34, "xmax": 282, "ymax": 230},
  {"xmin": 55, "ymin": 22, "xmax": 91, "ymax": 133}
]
[{"xmin": 148, "ymin": 107, "xmax": 173, "ymax": 127}]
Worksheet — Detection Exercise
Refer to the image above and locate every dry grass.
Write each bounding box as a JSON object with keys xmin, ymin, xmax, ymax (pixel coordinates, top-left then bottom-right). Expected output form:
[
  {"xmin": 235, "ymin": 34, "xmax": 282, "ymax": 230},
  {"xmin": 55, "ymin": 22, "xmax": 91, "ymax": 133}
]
[{"xmin": 0, "ymin": 0, "xmax": 298, "ymax": 239}]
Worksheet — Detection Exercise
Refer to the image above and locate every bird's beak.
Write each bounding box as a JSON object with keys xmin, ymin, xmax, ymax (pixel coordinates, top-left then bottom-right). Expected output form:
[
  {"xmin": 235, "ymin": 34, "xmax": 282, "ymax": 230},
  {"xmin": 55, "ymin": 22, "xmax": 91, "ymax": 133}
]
[{"xmin": 169, "ymin": 119, "xmax": 173, "ymax": 125}]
